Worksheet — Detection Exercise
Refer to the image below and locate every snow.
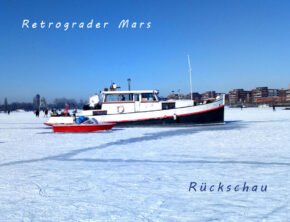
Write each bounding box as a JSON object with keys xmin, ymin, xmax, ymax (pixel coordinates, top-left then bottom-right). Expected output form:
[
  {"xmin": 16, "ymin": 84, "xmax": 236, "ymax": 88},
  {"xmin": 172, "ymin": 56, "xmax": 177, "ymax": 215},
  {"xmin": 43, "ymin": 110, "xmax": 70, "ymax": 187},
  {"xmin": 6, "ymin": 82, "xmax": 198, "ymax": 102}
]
[{"xmin": 0, "ymin": 108, "xmax": 289, "ymax": 221}]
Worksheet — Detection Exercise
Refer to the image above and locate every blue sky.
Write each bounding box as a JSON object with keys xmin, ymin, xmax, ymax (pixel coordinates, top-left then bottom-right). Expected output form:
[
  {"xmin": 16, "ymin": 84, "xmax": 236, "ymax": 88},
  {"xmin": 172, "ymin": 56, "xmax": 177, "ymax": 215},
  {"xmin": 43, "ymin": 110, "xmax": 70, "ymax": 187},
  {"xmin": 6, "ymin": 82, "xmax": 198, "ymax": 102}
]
[{"xmin": 0, "ymin": 0, "xmax": 290, "ymax": 102}]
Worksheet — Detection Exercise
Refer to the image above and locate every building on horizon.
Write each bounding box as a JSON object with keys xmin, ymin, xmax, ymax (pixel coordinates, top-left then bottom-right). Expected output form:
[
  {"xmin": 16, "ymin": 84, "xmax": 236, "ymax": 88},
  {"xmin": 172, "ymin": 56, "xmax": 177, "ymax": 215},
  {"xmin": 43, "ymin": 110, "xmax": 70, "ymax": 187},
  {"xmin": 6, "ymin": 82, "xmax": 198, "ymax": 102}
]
[
  {"xmin": 252, "ymin": 87, "xmax": 268, "ymax": 103},
  {"xmin": 228, "ymin": 89, "xmax": 251, "ymax": 104},
  {"xmin": 252, "ymin": 87, "xmax": 288, "ymax": 104},
  {"xmin": 201, "ymin": 91, "xmax": 216, "ymax": 101},
  {"xmin": 190, "ymin": 92, "xmax": 202, "ymax": 103},
  {"xmin": 286, "ymin": 85, "xmax": 290, "ymax": 102}
]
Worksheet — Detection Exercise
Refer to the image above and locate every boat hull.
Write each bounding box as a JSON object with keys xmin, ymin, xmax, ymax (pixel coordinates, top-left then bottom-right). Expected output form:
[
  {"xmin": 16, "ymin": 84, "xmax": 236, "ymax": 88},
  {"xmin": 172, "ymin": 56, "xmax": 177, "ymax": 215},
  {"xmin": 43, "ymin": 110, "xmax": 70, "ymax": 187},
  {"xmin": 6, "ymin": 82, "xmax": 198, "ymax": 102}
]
[
  {"xmin": 46, "ymin": 98, "xmax": 224, "ymax": 126},
  {"xmin": 52, "ymin": 123, "xmax": 114, "ymax": 133}
]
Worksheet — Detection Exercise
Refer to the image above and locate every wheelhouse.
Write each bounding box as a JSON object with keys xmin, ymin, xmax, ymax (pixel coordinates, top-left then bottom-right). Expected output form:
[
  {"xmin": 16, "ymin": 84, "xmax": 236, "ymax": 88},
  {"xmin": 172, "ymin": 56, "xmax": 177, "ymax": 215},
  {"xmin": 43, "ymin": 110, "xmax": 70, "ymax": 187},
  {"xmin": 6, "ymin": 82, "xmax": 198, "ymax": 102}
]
[
  {"xmin": 102, "ymin": 90, "xmax": 159, "ymax": 103},
  {"xmin": 100, "ymin": 90, "xmax": 160, "ymax": 114}
]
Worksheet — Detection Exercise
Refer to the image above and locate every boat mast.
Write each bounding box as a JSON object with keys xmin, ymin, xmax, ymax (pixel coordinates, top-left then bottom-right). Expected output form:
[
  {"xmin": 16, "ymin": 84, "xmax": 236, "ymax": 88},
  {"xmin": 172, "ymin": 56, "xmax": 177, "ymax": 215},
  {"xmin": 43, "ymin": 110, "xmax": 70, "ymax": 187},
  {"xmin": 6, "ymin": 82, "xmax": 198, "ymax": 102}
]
[{"xmin": 187, "ymin": 55, "xmax": 193, "ymax": 100}]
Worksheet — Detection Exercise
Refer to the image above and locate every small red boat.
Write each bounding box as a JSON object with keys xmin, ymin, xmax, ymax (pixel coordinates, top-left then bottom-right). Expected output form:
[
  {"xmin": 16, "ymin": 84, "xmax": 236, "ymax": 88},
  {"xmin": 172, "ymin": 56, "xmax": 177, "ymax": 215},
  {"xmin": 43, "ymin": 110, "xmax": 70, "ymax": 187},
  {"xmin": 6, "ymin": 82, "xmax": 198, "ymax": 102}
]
[{"xmin": 52, "ymin": 123, "xmax": 115, "ymax": 133}]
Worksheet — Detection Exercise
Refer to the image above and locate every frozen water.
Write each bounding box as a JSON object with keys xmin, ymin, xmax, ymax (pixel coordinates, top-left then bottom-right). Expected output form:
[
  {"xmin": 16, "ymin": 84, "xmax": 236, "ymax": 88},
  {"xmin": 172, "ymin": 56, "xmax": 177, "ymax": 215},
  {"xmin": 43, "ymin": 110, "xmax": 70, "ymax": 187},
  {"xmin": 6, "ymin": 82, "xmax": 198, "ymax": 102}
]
[{"xmin": 0, "ymin": 108, "xmax": 289, "ymax": 221}]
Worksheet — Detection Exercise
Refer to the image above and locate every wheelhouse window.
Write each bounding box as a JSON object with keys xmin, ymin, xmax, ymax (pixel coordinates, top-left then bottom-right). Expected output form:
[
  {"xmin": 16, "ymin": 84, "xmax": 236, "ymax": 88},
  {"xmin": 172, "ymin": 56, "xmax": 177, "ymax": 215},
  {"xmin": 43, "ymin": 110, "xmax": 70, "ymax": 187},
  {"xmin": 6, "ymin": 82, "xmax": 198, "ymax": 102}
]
[
  {"xmin": 141, "ymin": 93, "xmax": 157, "ymax": 102},
  {"xmin": 105, "ymin": 94, "xmax": 134, "ymax": 102},
  {"xmin": 134, "ymin": 94, "xmax": 140, "ymax": 101}
]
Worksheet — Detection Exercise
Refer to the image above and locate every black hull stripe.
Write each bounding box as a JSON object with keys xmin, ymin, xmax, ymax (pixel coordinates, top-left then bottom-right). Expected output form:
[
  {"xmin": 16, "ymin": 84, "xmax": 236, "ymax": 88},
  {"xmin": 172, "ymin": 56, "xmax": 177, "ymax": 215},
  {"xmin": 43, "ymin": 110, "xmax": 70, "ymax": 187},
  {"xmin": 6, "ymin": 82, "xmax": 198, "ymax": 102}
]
[{"xmin": 112, "ymin": 106, "xmax": 224, "ymax": 126}]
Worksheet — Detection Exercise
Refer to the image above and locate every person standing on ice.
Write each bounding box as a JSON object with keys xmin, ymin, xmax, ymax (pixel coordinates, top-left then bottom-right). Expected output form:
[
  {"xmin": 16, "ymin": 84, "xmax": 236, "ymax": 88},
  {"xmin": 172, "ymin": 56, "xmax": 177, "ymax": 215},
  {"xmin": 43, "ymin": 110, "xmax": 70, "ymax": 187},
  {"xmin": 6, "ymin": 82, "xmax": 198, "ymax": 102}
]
[
  {"xmin": 44, "ymin": 108, "xmax": 48, "ymax": 117},
  {"xmin": 35, "ymin": 109, "xmax": 40, "ymax": 117},
  {"xmin": 72, "ymin": 108, "xmax": 77, "ymax": 117},
  {"xmin": 64, "ymin": 104, "xmax": 70, "ymax": 116},
  {"xmin": 273, "ymin": 104, "xmax": 276, "ymax": 111}
]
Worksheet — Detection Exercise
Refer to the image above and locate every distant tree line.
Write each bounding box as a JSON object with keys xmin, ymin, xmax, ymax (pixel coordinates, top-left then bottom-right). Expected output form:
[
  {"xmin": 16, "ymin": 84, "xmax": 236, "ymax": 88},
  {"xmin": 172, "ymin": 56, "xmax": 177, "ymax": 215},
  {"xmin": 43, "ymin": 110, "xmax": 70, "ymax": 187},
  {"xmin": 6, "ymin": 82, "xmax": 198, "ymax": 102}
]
[
  {"xmin": 52, "ymin": 98, "xmax": 85, "ymax": 110},
  {"xmin": 0, "ymin": 95, "xmax": 86, "ymax": 112}
]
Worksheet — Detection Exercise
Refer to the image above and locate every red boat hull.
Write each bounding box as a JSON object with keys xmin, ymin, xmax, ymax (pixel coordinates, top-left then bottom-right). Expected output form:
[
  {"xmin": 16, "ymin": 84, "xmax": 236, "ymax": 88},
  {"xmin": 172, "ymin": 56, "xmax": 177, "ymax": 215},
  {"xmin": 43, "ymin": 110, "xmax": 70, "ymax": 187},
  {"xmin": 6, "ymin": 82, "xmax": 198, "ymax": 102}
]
[{"xmin": 52, "ymin": 123, "xmax": 115, "ymax": 133}]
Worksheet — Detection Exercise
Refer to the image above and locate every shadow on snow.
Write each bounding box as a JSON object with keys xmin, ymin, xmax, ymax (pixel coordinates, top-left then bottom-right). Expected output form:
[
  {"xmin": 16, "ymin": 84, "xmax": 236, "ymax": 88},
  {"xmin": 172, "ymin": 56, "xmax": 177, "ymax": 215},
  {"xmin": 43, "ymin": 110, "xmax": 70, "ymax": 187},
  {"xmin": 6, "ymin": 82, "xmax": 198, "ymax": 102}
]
[{"xmin": 3, "ymin": 122, "xmax": 285, "ymax": 168}]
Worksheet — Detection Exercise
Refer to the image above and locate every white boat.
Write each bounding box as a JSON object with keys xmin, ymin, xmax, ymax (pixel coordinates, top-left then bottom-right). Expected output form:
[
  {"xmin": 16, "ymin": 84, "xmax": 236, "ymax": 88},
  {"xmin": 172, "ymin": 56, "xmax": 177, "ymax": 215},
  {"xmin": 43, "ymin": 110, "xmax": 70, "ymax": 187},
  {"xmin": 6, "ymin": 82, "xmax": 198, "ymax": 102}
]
[{"xmin": 45, "ymin": 89, "xmax": 225, "ymax": 126}]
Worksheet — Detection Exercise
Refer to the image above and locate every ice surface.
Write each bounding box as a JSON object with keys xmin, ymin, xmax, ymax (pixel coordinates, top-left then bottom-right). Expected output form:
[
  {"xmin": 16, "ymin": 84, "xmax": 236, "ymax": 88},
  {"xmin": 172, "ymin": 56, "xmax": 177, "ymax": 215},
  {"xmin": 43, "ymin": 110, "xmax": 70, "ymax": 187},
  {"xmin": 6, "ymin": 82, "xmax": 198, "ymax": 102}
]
[{"xmin": 0, "ymin": 108, "xmax": 289, "ymax": 221}]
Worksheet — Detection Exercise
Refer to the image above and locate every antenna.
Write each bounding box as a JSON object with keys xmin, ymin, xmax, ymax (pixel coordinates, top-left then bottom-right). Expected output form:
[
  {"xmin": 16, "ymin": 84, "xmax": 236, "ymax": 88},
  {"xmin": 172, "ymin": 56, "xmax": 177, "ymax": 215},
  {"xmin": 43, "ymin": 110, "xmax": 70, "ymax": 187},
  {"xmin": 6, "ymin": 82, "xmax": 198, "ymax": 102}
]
[
  {"xmin": 187, "ymin": 55, "xmax": 193, "ymax": 100},
  {"xmin": 127, "ymin": 78, "xmax": 131, "ymax": 91}
]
